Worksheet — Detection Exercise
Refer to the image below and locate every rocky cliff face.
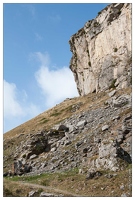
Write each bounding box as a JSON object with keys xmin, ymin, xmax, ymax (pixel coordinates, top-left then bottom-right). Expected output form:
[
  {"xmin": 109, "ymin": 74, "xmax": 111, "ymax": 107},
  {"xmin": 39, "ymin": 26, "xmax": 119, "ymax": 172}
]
[{"xmin": 69, "ymin": 3, "xmax": 132, "ymax": 95}]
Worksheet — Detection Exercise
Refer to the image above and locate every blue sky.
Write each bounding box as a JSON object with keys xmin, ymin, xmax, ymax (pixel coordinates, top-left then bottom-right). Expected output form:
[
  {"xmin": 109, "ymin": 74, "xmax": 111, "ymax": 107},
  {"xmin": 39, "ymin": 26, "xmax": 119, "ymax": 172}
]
[{"xmin": 3, "ymin": 3, "xmax": 109, "ymax": 133}]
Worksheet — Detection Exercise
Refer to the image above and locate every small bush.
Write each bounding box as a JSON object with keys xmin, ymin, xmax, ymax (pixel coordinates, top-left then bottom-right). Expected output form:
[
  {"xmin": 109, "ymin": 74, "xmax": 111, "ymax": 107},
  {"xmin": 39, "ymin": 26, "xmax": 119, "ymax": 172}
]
[
  {"xmin": 114, "ymin": 47, "xmax": 118, "ymax": 52},
  {"xmin": 109, "ymin": 79, "xmax": 117, "ymax": 89},
  {"xmin": 88, "ymin": 61, "xmax": 91, "ymax": 66},
  {"xmin": 22, "ymin": 154, "xmax": 26, "ymax": 158}
]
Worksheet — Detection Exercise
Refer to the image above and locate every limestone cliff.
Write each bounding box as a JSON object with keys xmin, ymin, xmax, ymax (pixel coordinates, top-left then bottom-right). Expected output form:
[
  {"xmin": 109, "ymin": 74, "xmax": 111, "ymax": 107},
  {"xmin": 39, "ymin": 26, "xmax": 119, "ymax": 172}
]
[{"xmin": 69, "ymin": 3, "xmax": 132, "ymax": 96}]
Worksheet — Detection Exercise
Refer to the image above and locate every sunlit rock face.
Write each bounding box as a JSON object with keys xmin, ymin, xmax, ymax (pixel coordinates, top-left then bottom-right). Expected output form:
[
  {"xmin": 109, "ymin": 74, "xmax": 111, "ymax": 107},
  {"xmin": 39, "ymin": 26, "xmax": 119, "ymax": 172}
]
[{"xmin": 69, "ymin": 3, "xmax": 132, "ymax": 96}]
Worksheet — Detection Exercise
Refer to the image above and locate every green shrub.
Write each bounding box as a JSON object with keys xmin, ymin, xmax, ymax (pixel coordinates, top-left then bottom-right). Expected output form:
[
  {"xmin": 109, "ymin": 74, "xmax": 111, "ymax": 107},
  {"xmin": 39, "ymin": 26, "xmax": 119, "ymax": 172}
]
[
  {"xmin": 114, "ymin": 47, "xmax": 118, "ymax": 52},
  {"xmin": 22, "ymin": 154, "xmax": 26, "ymax": 158},
  {"xmin": 88, "ymin": 61, "xmax": 91, "ymax": 66},
  {"xmin": 109, "ymin": 79, "xmax": 117, "ymax": 89}
]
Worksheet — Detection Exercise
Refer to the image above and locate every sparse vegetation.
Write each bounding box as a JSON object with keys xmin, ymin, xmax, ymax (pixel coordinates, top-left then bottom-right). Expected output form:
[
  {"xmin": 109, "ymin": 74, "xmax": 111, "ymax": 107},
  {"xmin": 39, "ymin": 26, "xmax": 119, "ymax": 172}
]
[
  {"xmin": 50, "ymin": 110, "xmax": 62, "ymax": 117},
  {"xmin": 40, "ymin": 118, "xmax": 49, "ymax": 124},
  {"xmin": 4, "ymin": 165, "xmax": 132, "ymax": 197},
  {"xmin": 114, "ymin": 47, "xmax": 118, "ymax": 52},
  {"xmin": 93, "ymin": 21, "xmax": 100, "ymax": 27},
  {"xmin": 3, "ymin": 85, "xmax": 132, "ymax": 197},
  {"xmin": 88, "ymin": 61, "xmax": 91, "ymax": 66},
  {"xmin": 109, "ymin": 79, "xmax": 117, "ymax": 89}
]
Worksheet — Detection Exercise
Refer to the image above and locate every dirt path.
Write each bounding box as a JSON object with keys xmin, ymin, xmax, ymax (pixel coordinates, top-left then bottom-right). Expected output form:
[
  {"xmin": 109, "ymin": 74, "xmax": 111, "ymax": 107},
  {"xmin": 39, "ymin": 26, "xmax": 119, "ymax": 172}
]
[{"xmin": 17, "ymin": 181, "xmax": 81, "ymax": 197}]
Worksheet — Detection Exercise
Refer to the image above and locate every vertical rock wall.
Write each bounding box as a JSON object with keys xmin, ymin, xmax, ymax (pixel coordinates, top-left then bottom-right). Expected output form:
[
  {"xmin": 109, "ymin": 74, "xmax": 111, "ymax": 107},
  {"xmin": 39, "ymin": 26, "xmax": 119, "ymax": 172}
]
[{"xmin": 69, "ymin": 3, "xmax": 132, "ymax": 96}]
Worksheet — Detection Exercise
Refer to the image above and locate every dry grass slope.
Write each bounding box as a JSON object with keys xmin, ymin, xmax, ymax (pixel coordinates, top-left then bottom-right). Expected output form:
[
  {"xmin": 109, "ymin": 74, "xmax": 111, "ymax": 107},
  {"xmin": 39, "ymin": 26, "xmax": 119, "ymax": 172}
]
[{"xmin": 3, "ymin": 87, "xmax": 132, "ymax": 197}]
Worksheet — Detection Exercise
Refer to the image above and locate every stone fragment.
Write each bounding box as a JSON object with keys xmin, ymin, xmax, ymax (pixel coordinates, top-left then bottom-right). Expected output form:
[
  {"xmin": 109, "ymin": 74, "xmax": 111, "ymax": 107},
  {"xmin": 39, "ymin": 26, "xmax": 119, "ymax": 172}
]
[
  {"xmin": 120, "ymin": 184, "xmax": 125, "ymax": 190},
  {"xmin": 104, "ymin": 173, "xmax": 116, "ymax": 179},
  {"xmin": 113, "ymin": 95, "xmax": 130, "ymax": 108},
  {"xmin": 51, "ymin": 147, "xmax": 57, "ymax": 152},
  {"xmin": 86, "ymin": 171, "xmax": 102, "ymax": 180},
  {"xmin": 28, "ymin": 190, "xmax": 38, "ymax": 197},
  {"xmin": 76, "ymin": 120, "xmax": 87, "ymax": 128},
  {"xmin": 40, "ymin": 192, "xmax": 55, "ymax": 197},
  {"xmin": 30, "ymin": 154, "xmax": 38, "ymax": 159},
  {"xmin": 108, "ymin": 90, "xmax": 116, "ymax": 97},
  {"xmin": 102, "ymin": 125, "xmax": 109, "ymax": 131},
  {"xmin": 112, "ymin": 115, "xmax": 120, "ymax": 120},
  {"xmin": 121, "ymin": 193, "xmax": 127, "ymax": 197}
]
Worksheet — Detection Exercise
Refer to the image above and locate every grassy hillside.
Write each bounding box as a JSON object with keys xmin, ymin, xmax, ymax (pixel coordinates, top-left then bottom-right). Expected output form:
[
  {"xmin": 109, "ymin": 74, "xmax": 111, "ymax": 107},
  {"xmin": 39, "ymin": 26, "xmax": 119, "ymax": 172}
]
[{"xmin": 3, "ymin": 87, "xmax": 132, "ymax": 197}]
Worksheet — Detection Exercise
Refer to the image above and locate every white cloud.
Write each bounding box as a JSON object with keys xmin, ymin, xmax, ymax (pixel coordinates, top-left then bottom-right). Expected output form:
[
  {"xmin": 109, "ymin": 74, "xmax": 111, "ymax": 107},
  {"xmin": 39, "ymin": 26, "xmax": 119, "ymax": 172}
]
[
  {"xmin": 4, "ymin": 80, "xmax": 24, "ymax": 118},
  {"xmin": 4, "ymin": 52, "xmax": 78, "ymax": 132},
  {"xmin": 34, "ymin": 52, "xmax": 79, "ymax": 108},
  {"xmin": 4, "ymin": 80, "xmax": 41, "ymax": 132}
]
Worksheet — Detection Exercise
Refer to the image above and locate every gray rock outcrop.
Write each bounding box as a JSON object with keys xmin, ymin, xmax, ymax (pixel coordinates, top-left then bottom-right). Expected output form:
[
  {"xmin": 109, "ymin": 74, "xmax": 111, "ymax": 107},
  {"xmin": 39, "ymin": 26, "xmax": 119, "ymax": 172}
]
[{"xmin": 69, "ymin": 3, "xmax": 132, "ymax": 95}]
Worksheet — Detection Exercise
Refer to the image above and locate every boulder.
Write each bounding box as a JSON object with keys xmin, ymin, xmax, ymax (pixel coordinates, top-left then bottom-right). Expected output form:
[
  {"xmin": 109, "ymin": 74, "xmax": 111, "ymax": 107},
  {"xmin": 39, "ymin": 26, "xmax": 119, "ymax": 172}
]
[
  {"xmin": 113, "ymin": 95, "xmax": 131, "ymax": 108},
  {"xmin": 20, "ymin": 132, "xmax": 49, "ymax": 159},
  {"xmin": 76, "ymin": 120, "xmax": 87, "ymax": 128},
  {"xmin": 58, "ymin": 125, "xmax": 69, "ymax": 132},
  {"xmin": 108, "ymin": 90, "xmax": 116, "ymax": 97},
  {"xmin": 13, "ymin": 160, "xmax": 32, "ymax": 175},
  {"xmin": 86, "ymin": 170, "xmax": 102, "ymax": 179},
  {"xmin": 30, "ymin": 154, "xmax": 38, "ymax": 160},
  {"xmin": 3, "ymin": 172, "xmax": 8, "ymax": 177}
]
